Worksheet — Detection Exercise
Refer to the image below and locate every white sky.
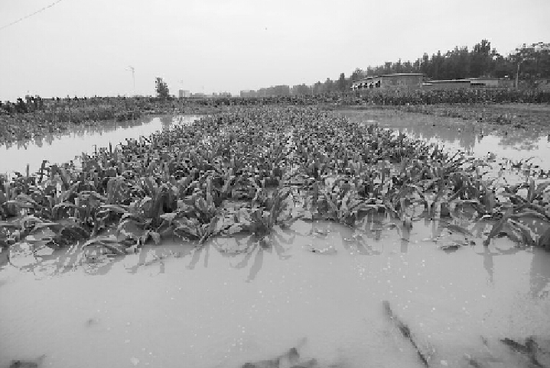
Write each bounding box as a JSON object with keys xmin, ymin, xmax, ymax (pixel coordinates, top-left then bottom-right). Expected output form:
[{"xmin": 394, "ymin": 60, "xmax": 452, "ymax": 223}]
[{"xmin": 0, "ymin": 0, "xmax": 549, "ymax": 100}]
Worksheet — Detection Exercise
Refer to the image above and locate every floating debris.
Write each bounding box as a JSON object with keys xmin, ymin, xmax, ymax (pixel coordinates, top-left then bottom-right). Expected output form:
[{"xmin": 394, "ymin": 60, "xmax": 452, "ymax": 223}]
[
  {"xmin": 382, "ymin": 300, "xmax": 433, "ymax": 367},
  {"xmin": 500, "ymin": 336, "xmax": 550, "ymax": 368},
  {"xmin": 241, "ymin": 338, "xmax": 316, "ymax": 368},
  {"xmin": 8, "ymin": 355, "xmax": 46, "ymax": 368}
]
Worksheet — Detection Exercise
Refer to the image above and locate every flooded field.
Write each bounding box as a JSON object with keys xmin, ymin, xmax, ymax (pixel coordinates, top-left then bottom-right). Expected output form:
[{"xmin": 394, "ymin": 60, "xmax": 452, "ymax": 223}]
[
  {"xmin": 340, "ymin": 109, "xmax": 550, "ymax": 171},
  {"xmin": 1, "ymin": 219, "xmax": 549, "ymax": 368},
  {"xmin": 0, "ymin": 115, "xmax": 199, "ymax": 175},
  {"xmin": 1, "ymin": 109, "xmax": 550, "ymax": 368}
]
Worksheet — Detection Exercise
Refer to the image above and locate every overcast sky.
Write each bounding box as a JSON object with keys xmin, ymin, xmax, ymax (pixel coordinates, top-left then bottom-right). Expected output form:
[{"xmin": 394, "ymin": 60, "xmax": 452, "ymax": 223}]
[{"xmin": 1, "ymin": 0, "xmax": 548, "ymax": 100}]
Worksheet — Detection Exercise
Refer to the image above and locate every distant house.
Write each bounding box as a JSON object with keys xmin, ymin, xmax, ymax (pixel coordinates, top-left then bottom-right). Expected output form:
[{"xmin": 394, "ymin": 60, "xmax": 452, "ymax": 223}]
[
  {"xmin": 212, "ymin": 92, "xmax": 232, "ymax": 98},
  {"xmin": 190, "ymin": 93, "xmax": 207, "ymax": 98},
  {"xmin": 469, "ymin": 78, "xmax": 500, "ymax": 88},
  {"xmin": 178, "ymin": 90, "xmax": 190, "ymax": 98},
  {"xmin": 423, "ymin": 78, "xmax": 514, "ymax": 90},
  {"xmin": 351, "ymin": 73, "xmax": 424, "ymax": 91},
  {"xmin": 240, "ymin": 90, "xmax": 256, "ymax": 98},
  {"xmin": 470, "ymin": 78, "xmax": 514, "ymax": 88},
  {"xmin": 423, "ymin": 79, "xmax": 471, "ymax": 90}
]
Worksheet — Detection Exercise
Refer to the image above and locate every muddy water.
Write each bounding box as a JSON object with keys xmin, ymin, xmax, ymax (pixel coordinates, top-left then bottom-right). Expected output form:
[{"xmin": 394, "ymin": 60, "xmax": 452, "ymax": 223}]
[
  {"xmin": 1, "ymin": 220, "xmax": 549, "ymax": 368},
  {"xmin": 340, "ymin": 109, "xmax": 550, "ymax": 171},
  {"xmin": 0, "ymin": 115, "xmax": 199, "ymax": 175},
  {"xmin": 1, "ymin": 110, "xmax": 550, "ymax": 367}
]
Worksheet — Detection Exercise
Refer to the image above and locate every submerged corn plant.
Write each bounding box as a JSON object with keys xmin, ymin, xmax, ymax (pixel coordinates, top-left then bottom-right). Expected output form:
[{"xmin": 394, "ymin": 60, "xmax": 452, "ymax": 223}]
[{"xmin": 1, "ymin": 106, "xmax": 549, "ymax": 256}]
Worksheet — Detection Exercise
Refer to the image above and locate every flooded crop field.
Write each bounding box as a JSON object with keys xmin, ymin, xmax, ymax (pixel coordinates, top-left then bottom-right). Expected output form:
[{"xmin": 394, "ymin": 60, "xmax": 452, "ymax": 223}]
[
  {"xmin": 340, "ymin": 108, "xmax": 550, "ymax": 171},
  {"xmin": 1, "ymin": 106, "xmax": 550, "ymax": 368},
  {"xmin": 0, "ymin": 115, "xmax": 199, "ymax": 176}
]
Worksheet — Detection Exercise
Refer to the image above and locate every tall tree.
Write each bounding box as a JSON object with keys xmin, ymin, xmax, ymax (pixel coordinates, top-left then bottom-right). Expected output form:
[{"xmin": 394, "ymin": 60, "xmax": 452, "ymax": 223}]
[
  {"xmin": 432, "ymin": 51, "xmax": 444, "ymax": 79},
  {"xmin": 471, "ymin": 39, "xmax": 492, "ymax": 77},
  {"xmin": 312, "ymin": 81, "xmax": 323, "ymax": 95},
  {"xmin": 512, "ymin": 42, "xmax": 550, "ymax": 87},
  {"xmin": 291, "ymin": 84, "xmax": 312, "ymax": 95},
  {"xmin": 350, "ymin": 68, "xmax": 365, "ymax": 81},
  {"xmin": 394, "ymin": 59, "xmax": 403, "ymax": 73},
  {"xmin": 337, "ymin": 73, "xmax": 347, "ymax": 92},
  {"xmin": 155, "ymin": 77, "xmax": 170, "ymax": 99},
  {"xmin": 420, "ymin": 53, "xmax": 431, "ymax": 76},
  {"xmin": 323, "ymin": 78, "xmax": 335, "ymax": 93}
]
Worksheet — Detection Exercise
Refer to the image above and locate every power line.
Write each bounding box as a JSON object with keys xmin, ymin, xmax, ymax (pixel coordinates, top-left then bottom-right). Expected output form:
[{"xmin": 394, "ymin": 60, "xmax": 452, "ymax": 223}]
[{"xmin": 0, "ymin": 0, "xmax": 65, "ymax": 32}]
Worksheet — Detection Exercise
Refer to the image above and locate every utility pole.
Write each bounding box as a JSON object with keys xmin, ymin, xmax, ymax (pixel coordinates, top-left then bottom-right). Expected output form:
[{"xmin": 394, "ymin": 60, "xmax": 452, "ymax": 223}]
[
  {"xmin": 126, "ymin": 66, "xmax": 135, "ymax": 96},
  {"xmin": 515, "ymin": 62, "xmax": 520, "ymax": 89}
]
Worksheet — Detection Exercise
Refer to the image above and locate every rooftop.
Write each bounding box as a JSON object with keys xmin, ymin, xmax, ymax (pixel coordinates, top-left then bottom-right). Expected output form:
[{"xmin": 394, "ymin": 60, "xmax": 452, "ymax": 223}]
[{"xmin": 354, "ymin": 73, "xmax": 424, "ymax": 82}]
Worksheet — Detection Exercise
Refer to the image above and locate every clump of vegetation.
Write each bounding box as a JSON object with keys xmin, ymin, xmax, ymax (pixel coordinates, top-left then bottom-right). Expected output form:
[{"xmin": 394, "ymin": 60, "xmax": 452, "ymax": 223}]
[
  {"xmin": 1, "ymin": 106, "xmax": 549, "ymax": 255},
  {"xmin": 2, "ymin": 87, "xmax": 550, "ymax": 147},
  {"xmin": 155, "ymin": 77, "xmax": 170, "ymax": 100}
]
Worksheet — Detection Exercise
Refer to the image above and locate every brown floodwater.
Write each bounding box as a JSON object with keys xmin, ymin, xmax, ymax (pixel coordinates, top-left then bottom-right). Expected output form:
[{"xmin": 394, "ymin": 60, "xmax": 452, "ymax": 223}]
[
  {"xmin": 1, "ymin": 110, "xmax": 550, "ymax": 367},
  {"xmin": 1, "ymin": 220, "xmax": 549, "ymax": 368},
  {"xmin": 340, "ymin": 109, "xmax": 550, "ymax": 171},
  {"xmin": 0, "ymin": 115, "xmax": 199, "ymax": 176}
]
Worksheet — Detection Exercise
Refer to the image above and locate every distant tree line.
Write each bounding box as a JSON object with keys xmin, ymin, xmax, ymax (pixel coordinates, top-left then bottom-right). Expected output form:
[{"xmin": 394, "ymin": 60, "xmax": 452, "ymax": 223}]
[
  {"xmin": 3, "ymin": 40, "xmax": 548, "ymax": 105},
  {"xmin": 242, "ymin": 40, "xmax": 550, "ymax": 97},
  {"xmin": 0, "ymin": 95, "xmax": 45, "ymax": 114}
]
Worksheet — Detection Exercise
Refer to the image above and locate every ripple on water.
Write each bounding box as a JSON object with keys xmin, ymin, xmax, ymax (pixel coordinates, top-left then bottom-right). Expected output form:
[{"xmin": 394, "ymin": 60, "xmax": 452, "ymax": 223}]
[
  {"xmin": 1, "ymin": 220, "xmax": 549, "ymax": 368},
  {"xmin": 0, "ymin": 115, "xmax": 199, "ymax": 175}
]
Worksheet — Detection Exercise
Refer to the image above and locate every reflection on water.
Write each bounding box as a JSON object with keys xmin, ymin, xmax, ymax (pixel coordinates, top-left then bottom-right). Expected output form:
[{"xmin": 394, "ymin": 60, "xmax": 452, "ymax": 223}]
[
  {"xmin": 0, "ymin": 115, "xmax": 199, "ymax": 175},
  {"xmin": 1, "ymin": 220, "xmax": 549, "ymax": 368},
  {"xmin": 341, "ymin": 110, "xmax": 550, "ymax": 171},
  {"xmin": 1, "ymin": 110, "xmax": 550, "ymax": 367}
]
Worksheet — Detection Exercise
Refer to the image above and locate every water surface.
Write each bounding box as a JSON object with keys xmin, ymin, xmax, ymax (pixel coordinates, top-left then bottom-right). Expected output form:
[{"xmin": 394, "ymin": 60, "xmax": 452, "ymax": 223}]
[
  {"xmin": 0, "ymin": 115, "xmax": 198, "ymax": 175},
  {"xmin": 341, "ymin": 109, "xmax": 550, "ymax": 171},
  {"xmin": 1, "ymin": 221, "xmax": 549, "ymax": 368},
  {"xmin": 1, "ymin": 110, "xmax": 549, "ymax": 368}
]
